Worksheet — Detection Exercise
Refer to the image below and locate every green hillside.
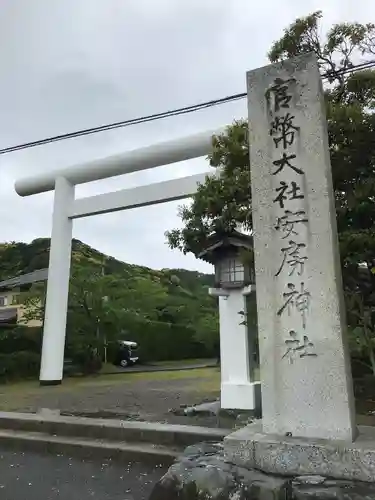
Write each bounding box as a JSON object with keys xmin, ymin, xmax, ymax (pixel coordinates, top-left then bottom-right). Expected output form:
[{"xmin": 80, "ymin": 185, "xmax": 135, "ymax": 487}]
[
  {"xmin": 0, "ymin": 239, "xmax": 219, "ymax": 372},
  {"xmin": 0, "ymin": 238, "xmax": 213, "ymax": 284}
]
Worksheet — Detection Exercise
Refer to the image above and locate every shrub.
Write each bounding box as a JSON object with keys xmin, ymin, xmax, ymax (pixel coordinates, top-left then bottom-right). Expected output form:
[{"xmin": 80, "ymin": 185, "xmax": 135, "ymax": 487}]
[
  {"xmin": 0, "ymin": 350, "xmax": 40, "ymax": 381},
  {"xmin": 71, "ymin": 348, "xmax": 103, "ymax": 375},
  {"xmin": 108, "ymin": 319, "xmax": 214, "ymax": 363},
  {"xmin": 0, "ymin": 326, "xmax": 41, "ymax": 354}
]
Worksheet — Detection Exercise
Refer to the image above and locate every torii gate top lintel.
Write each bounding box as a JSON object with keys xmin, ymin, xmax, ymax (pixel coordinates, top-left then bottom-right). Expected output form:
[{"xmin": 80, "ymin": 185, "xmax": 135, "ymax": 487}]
[{"xmin": 15, "ymin": 127, "xmax": 224, "ymax": 197}]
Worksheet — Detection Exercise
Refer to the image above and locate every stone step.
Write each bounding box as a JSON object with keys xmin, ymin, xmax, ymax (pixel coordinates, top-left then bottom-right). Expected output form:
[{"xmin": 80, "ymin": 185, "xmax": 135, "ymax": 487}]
[
  {"xmin": 0, "ymin": 411, "xmax": 229, "ymax": 448},
  {"xmin": 0, "ymin": 429, "xmax": 179, "ymax": 466}
]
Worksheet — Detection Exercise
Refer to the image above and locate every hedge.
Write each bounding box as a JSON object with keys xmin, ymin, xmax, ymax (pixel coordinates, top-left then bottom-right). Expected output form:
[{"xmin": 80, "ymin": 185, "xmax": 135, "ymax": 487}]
[
  {"xmin": 0, "ymin": 350, "xmax": 40, "ymax": 381},
  {"xmin": 108, "ymin": 320, "xmax": 215, "ymax": 363},
  {"xmin": 0, "ymin": 320, "xmax": 214, "ymax": 374},
  {"xmin": 0, "ymin": 326, "xmax": 42, "ymax": 354},
  {"xmin": 0, "ymin": 325, "xmax": 371, "ymax": 381}
]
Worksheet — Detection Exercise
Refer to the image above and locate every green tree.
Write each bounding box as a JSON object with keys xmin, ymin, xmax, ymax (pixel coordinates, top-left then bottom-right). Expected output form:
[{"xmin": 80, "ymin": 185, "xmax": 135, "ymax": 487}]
[
  {"xmin": 67, "ymin": 266, "xmax": 122, "ymax": 355},
  {"xmin": 22, "ymin": 263, "xmax": 173, "ymax": 362},
  {"xmin": 346, "ymin": 288, "xmax": 375, "ymax": 375},
  {"xmin": 20, "ymin": 283, "xmax": 46, "ymax": 326},
  {"xmin": 193, "ymin": 308, "xmax": 219, "ymax": 354},
  {"xmin": 166, "ymin": 12, "xmax": 375, "ymax": 371}
]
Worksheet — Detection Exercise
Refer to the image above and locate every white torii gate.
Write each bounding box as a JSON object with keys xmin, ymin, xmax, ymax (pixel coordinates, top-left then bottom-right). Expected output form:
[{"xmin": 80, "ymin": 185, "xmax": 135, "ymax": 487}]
[{"xmin": 15, "ymin": 128, "xmax": 258, "ymax": 411}]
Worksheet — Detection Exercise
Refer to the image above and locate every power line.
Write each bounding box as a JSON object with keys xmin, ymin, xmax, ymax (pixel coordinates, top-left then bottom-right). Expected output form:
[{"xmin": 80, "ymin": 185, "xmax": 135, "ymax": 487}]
[
  {"xmin": 0, "ymin": 93, "xmax": 246, "ymax": 155},
  {"xmin": 1, "ymin": 60, "xmax": 374, "ymax": 156}
]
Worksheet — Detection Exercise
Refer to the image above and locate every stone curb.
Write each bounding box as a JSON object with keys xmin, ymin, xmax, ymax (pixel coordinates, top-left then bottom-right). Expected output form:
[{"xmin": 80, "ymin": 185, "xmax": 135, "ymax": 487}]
[
  {"xmin": 0, "ymin": 411, "xmax": 229, "ymax": 448},
  {"xmin": 0, "ymin": 429, "xmax": 178, "ymax": 466}
]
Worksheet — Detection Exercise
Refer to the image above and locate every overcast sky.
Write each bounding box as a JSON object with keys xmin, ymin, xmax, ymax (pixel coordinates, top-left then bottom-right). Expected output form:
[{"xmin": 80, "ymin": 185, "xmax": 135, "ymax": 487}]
[{"xmin": 0, "ymin": 0, "xmax": 373, "ymax": 274}]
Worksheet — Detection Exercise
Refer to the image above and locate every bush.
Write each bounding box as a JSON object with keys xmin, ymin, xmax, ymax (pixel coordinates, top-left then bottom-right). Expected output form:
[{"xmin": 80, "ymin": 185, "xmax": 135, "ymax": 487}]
[
  {"xmin": 71, "ymin": 348, "xmax": 103, "ymax": 375},
  {"xmin": 351, "ymin": 356, "xmax": 373, "ymax": 378},
  {"xmin": 0, "ymin": 350, "xmax": 40, "ymax": 381},
  {"xmin": 0, "ymin": 326, "xmax": 41, "ymax": 354}
]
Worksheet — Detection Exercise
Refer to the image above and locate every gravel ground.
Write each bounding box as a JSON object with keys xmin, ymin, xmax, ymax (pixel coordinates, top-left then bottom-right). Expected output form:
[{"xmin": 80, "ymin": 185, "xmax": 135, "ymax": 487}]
[
  {"xmin": 0, "ymin": 370, "xmax": 222, "ymax": 427},
  {"xmin": 0, "ymin": 449, "xmax": 166, "ymax": 500}
]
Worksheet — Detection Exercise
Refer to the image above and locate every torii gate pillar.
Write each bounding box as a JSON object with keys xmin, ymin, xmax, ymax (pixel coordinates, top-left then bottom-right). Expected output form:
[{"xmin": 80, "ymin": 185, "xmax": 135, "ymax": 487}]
[{"xmin": 39, "ymin": 177, "xmax": 74, "ymax": 384}]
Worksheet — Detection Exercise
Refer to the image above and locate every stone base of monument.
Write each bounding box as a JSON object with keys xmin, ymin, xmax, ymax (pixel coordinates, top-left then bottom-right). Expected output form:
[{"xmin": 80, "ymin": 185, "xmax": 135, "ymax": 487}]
[
  {"xmin": 224, "ymin": 421, "xmax": 375, "ymax": 483},
  {"xmin": 149, "ymin": 441, "xmax": 375, "ymax": 500}
]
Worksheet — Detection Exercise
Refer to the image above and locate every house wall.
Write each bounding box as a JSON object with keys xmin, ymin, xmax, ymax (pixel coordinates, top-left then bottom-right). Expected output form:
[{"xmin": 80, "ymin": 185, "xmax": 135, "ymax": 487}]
[{"xmin": 0, "ymin": 288, "xmax": 42, "ymax": 327}]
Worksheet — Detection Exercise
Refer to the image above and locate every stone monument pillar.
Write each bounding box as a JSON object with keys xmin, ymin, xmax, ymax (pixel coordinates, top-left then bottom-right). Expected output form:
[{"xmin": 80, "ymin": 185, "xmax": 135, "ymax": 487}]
[{"xmin": 246, "ymin": 53, "xmax": 356, "ymax": 441}]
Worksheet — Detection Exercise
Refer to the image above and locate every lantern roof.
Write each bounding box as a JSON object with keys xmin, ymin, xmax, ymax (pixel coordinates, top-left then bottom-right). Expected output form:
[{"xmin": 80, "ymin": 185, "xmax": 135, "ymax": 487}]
[{"xmin": 198, "ymin": 230, "xmax": 253, "ymax": 264}]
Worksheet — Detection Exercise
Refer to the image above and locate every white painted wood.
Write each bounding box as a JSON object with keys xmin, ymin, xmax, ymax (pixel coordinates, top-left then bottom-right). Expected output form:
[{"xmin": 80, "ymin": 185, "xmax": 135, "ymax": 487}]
[
  {"xmin": 15, "ymin": 128, "xmax": 224, "ymax": 196},
  {"xmin": 23, "ymin": 130, "xmax": 223, "ymax": 384},
  {"xmin": 69, "ymin": 172, "xmax": 213, "ymax": 219},
  {"xmin": 39, "ymin": 177, "xmax": 74, "ymax": 384}
]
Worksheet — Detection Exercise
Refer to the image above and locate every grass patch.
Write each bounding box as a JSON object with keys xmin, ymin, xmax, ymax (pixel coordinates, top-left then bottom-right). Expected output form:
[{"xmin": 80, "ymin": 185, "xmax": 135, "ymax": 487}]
[
  {"xmin": 150, "ymin": 358, "xmax": 216, "ymax": 368},
  {"xmin": 89, "ymin": 367, "xmax": 220, "ymax": 386},
  {"xmin": 194, "ymin": 371, "xmax": 221, "ymax": 393}
]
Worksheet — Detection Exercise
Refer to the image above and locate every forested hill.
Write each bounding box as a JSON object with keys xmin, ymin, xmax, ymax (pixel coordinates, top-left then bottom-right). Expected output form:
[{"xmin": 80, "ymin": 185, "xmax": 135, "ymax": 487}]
[
  {"xmin": 0, "ymin": 238, "xmax": 217, "ymax": 328},
  {"xmin": 0, "ymin": 237, "xmax": 213, "ymax": 283}
]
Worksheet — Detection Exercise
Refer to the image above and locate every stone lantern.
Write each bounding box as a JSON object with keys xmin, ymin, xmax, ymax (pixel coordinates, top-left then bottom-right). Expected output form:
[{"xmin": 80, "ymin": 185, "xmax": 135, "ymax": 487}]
[
  {"xmin": 198, "ymin": 230, "xmax": 254, "ymax": 290},
  {"xmin": 199, "ymin": 230, "xmax": 260, "ymax": 413}
]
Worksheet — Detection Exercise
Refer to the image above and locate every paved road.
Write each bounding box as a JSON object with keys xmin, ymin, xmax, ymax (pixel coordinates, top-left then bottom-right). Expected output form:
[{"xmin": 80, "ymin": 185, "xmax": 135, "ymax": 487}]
[{"xmin": 0, "ymin": 449, "xmax": 166, "ymax": 500}]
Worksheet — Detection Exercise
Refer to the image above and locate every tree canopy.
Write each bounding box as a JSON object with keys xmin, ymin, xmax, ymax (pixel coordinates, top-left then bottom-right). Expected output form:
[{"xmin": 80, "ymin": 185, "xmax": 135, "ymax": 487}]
[
  {"xmin": 2, "ymin": 237, "xmax": 219, "ymax": 363},
  {"xmin": 166, "ymin": 11, "xmax": 375, "ymax": 277},
  {"xmin": 166, "ymin": 11, "xmax": 375, "ymax": 370}
]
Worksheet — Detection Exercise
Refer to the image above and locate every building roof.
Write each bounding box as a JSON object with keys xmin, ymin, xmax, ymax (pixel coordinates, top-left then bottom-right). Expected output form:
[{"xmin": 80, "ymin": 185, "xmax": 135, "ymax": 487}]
[
  {"xmin": 0, "ymin": 268, "xmax": 48, "ymax": 289},
  {"xmin": 198, "ymin": 230, "xmax": 253, "ymax": 264}
]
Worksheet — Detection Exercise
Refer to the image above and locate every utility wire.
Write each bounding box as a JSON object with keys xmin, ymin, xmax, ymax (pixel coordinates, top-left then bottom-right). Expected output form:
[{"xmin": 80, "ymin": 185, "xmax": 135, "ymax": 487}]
[{"xmin": 1, "ymin": 60, "xmax": 374, "ymax": 156}]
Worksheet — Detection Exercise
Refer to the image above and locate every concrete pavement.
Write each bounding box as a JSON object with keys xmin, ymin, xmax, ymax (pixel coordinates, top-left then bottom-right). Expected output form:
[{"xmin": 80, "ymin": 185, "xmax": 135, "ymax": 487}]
[{"xmin": 0, "ymin": 448, "xmax": 166, "ymax": 500}]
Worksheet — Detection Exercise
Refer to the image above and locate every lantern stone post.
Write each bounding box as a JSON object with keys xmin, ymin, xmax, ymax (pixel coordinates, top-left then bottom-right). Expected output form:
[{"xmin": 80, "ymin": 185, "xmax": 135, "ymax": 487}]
[{"xmin": 200, "ymin": 230, "xmax": 261, "ymax": 412}]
